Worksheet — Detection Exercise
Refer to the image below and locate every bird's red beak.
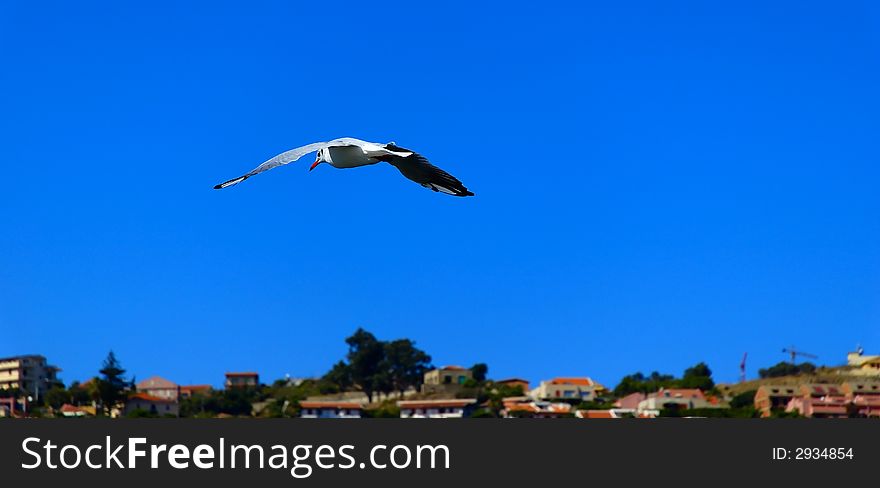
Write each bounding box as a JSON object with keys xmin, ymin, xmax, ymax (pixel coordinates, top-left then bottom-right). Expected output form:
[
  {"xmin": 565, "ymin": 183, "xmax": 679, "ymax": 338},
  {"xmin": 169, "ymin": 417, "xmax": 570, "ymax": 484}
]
[{"xmin": 309, "ymin": 159, "xmax": 320, "ymax": 171}]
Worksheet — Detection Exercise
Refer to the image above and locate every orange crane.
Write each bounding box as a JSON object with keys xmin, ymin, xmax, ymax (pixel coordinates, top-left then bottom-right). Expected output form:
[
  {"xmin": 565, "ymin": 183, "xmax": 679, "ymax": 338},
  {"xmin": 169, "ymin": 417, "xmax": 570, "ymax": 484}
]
[{"xmin": 782, "ymin": 346, "xmax": 818, "ymax": 364}]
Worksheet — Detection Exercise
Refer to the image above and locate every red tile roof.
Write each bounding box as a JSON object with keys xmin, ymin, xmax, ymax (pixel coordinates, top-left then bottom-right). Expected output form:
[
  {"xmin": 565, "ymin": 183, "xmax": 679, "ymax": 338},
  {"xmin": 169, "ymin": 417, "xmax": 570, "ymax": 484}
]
[
  {"xmin": 59, "ymin": 404, "xmax": 87, "ymax": 414},
  {"xmin": 549, "ymin": 377, "xmax": 594, "ymax": 386},
  {"xmin": 577, "ymin": 410, "xmax": 615, "ymax": 419},
  {"xmin": 128, "ymin": 393, "xmax": 175, "ymax": 403}
]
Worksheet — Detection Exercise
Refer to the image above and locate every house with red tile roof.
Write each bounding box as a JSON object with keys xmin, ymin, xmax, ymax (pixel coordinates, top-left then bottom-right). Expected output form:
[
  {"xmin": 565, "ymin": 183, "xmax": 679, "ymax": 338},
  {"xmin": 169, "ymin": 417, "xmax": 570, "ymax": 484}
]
[
  {"xmin": 614, "ymin": 392, "xmax": 646, "ymax": 409},
  {"xmin": 136, "ymin": 376, "xmax": 178, "ymax": 401},
  {"xmin": 530, "ymin": 377, "xmax": 605, "ymax": 402},
  {"xmin": 502, "ymin": 398, "xmax": 573, "ymax": 418},
  {"xmin": 124, "ymin": 392, "xmax": 179, "ymax": 417},
  {"xmin": 398, "ymin": 399, "xmax": 477, "ymax": 418},
  {"xmin": 58, "ymin": 403, "xmax": 91, "ymax": 417},
  {"xmin": 637, "ymin": 388, "xmax": 713, "ymax": 415},
  {"xmin": 225, "ymin": 372, "xmax": 259, "ymax": 390},
  {"xmin": 300, "ymin": 401, "xmax": 364, "ymax": 418}
]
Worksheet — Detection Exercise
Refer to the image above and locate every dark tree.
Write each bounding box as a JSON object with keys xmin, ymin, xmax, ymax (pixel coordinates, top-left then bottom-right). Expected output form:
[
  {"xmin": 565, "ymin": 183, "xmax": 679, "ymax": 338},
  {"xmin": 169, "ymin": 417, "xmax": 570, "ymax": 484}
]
[
  {"xmin": 679, "ymin": 362, "xmax": 714, "ymax": 390},
  {"xmin": 323, "ymin": 361, "xmax": 354, "ymax": 391},
  {"xmin": 97, "ymin": 351, "xmax": 130, "ymax": 416},
  {"xmin": 345, "ymin": 328, "xmax": 386, "ymax": 403},
  {"xmin": 384, "ymin": 339, "xmax": 432, "ymax": 397},
  {"xmin": 758, "ymin": 361, "xmax": 816, "ymax": 379},
  {"xmin": 470, "ymin": 363, "xmax": 488, "ymax": 382},
  {"xmin": 613, "ymin": 371, "xmax": 676, "ymax": 397},
  {"xmin": 44, "ymin": 386, "xmax": 71, "ymax": 410}
]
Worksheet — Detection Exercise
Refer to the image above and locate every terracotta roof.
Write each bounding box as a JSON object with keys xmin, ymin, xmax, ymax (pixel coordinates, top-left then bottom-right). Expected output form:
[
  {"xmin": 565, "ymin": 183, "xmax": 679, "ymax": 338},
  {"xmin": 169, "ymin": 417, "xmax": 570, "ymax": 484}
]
[
  {"xmin": 614, "ymin": 392, "xmax": 646, "ymax": 408},
  {"xmin": 549, "ymin": 377, "xmax": 594, "ymax": 386},
  {"xmin": 180, "ymin": 384, "xmax": 212, "ymax": 392},
  {"xmin": 128, "ymin": 393, "xmax": 175, "ymax": 403},
  {"xmin": 398, "ymin": 399, "xmax": 476, "ymax": 409},
  {"xmin": 577, "ymin": 410, "xmax": 615, "ymax": 419},
  {"xmin": 438, "ymin": 365, "xmax": 468, "ymax": 371},
  {"xmin": 137, "ymin": 376, "xmax": 177, "ymax": 390},
  {"xmin": 300, "ymin": 401, "xmax": 363, "ymax": 410},
  {"xmin": 59, "ymin": 404, "xmax": 87, "ymax": 413}
]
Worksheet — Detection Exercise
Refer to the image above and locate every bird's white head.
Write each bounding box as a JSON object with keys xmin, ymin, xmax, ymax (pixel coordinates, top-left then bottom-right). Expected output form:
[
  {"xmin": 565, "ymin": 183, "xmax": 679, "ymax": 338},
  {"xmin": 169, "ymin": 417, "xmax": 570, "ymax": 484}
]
[{"xmin": 310, "ymin": 148, "xmax": 330, "ymax": 171}]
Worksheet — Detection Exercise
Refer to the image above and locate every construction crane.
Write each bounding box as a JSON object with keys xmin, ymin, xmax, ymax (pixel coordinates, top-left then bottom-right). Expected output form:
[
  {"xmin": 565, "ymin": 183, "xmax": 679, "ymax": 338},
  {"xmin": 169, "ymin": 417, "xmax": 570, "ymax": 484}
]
[
  {"xmin": 740, "ymin": 352, "xmax": 748, "ymax": 383},
  {"xmin": 782, "ymin": 346, "xmax": 818, "ymax": 364}
]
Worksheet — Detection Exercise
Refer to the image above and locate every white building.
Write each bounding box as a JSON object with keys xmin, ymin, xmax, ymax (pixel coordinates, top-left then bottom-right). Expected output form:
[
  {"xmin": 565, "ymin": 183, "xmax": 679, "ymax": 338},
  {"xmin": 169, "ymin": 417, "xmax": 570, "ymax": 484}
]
[
  {"xmin": 300, "ymin": 401, "xmax": 364, "ymax": 418},
  {"xmin": 397, "ymin": 399, "xmax": 477, "ymax": 418},
  {"xmin": 136, "ymin": 376, "xmax": 179, "ymax": 401},
  {"xmin": 637, "ymin": 388, "xmax": 711, "ymax": 414},
  {"xmin": 529, "ymin": 377, "xmax": 604, "ymax": 402},
  {"xmin": 0, "ymin": 355, "xmax": 60, "ymax": 396}
]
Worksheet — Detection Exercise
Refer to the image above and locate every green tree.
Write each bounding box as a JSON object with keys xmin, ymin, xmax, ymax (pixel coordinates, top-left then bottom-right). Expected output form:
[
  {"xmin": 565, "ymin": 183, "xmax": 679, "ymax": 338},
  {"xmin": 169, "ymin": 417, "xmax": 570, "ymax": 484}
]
[
  {"xmin": 384, "ymin": 339, "xmax": 432, "ymax": 397},
  {"xmin": 758, "ymin": 361, "xmax": 816, "ymax": 378},
  {"xmin": 470, "ymin": 363, "xmax": 488, "ymax": 382},
  {"xmin": 45, "ymin": 386, "xmax": 71, "ymax": 411},
  {"xmin": 679, "ymin": 362, "xmax": 714, "ymax": 390},
  {"xmin": 729, "ymin": 390, "xmax": 756, "ymax": 409},
  {"xmin": 96, "ymin": 351, "xmax": 130, "ymax": 416},
  {"xmin": 323, "ymin": 361, "xmax": 353, "ymax": 392},
  {"xmin": 613, "ymin": 371, "xmax": 676, "ymax": 396},
  {"xmin": 345, "ymin": 328, "xmax": 386, "ymax": 403}
]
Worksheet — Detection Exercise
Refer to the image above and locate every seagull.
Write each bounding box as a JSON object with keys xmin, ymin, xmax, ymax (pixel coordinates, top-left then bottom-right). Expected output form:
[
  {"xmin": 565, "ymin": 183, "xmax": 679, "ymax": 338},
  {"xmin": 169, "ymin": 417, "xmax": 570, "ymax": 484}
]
[{"xmin": 213, "ymin": 137, "xmax": 474, "ymax": 197}]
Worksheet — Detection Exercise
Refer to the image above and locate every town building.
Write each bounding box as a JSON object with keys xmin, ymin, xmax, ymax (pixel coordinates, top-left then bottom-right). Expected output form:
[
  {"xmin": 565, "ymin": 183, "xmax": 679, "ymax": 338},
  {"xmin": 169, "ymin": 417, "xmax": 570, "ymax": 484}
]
[
  {"xmin": 502, "ymin": 397, "xmax": 572, "ymax": 418},
  {"xmin": 225, "ymin": 372, "xmax": 259, "ymax": 390},
  {"xmin": 421, "ymin": 366, "xmax": 473, "ymax": 395},
  {"xmin": 847, "ymin": 348, "xmax": 880, "ymax": 376},
  {"xmin": 529, "ymin": 377, "xmax": 604, "ymax": 402},
  {"xmin": 785, "ymin": 384, "xmax": 848, "ymax": 418},
  {"xmin": 0, "ymin": 355, "xmax": 60, "ymax": 396},
  {"xmin": 754, "ymin": 385, "xmax": 800, "ymax": 417},
  {"xmin": 124, "ymin": 393, "xmax": 179, "ymax": 417},
  {"xmin": 614, "ymin": 392, "xmax": 646, "ymax": 410},
  {"xmin": 136, "ymin": 376, "xmax": 178, "ymax": 401},
  {"xmin": 58, "ymin": 404, "xmax": 93, "ymax": 417},
  {"xmin": 299, "ymin": 401, "xmax": 364, "ymax": 418},
  {"xmin": 637, "ymin": 388, "xmax": 711, "ymax": 414},
  {"xmin": 398, "ymin": 399, "xmax": 477, "ymax": 418}
]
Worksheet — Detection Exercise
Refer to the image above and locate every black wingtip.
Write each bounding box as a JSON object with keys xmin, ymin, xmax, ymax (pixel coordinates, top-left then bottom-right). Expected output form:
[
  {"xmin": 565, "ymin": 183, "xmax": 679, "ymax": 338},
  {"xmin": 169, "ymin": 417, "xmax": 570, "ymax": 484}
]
[{"xmin": 213, "ymin": 184, "xmax": 223, "ymax": 190}]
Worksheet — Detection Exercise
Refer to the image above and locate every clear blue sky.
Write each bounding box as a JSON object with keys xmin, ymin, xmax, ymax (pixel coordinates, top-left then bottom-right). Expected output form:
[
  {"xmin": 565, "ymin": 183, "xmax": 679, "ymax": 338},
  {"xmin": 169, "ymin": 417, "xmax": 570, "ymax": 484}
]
[{"xmin": 2, "ymin": 1, "xmax": 878, "ymax": 389}]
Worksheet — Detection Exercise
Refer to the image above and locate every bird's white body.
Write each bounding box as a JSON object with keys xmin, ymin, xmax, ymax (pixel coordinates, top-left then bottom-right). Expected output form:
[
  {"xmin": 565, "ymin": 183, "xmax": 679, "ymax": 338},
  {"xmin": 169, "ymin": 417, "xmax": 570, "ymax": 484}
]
[
  {"xmin": 323, "ymin": 145, "xmax": 381, "ymax": 168},
  {"xmin": 214, "ymin": 137, "xmax": 473, "ymax": 197}
]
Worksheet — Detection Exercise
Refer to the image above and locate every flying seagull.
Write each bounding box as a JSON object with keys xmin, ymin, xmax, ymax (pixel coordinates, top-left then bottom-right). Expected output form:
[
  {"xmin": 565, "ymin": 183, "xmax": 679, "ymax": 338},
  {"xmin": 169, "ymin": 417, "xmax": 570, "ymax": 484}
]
[{"xmin": 213, "ymin": 137, "xmax": 474, "ymax": 197}]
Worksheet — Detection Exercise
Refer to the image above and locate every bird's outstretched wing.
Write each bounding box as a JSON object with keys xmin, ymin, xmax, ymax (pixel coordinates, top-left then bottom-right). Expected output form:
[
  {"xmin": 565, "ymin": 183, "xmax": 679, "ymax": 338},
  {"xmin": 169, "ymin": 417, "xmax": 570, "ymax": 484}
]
[
  {"xmin": 213, "ymin": 138, "xmax": 413, "ymax": 189},
  {"xmin": 382, "ymin": 144, "xmax": 474, "ymax": 197},
  {"xmin": 213, "ymin": 141, "xmax": 331, "ymax": 189}
]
